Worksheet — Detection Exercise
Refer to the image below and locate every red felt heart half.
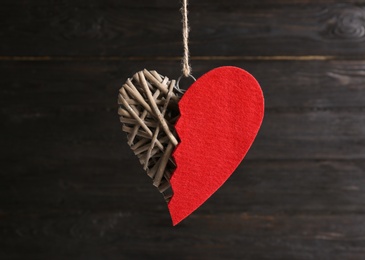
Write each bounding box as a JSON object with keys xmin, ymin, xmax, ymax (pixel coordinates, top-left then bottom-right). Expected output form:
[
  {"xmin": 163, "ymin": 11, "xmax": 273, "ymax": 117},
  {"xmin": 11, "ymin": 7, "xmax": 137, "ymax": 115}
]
[{"xmin": 168, "ymin": 66, "xmax": 264, "ymax": 225}]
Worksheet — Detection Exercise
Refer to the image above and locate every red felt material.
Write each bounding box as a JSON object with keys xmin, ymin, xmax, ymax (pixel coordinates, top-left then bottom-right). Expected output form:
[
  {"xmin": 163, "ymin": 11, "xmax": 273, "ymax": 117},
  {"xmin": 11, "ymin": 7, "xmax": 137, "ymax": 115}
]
[{"xmin": 168, "ymin": 66, "xmax": 264, "ymax": 226}]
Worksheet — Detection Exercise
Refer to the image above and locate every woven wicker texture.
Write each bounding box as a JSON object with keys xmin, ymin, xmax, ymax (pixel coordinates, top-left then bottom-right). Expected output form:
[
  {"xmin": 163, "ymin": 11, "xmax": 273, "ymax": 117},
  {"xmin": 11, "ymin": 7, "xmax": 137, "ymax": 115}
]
[{"xmin": 118, "ymin": 69, "xmax": 181, "ymax": 202}]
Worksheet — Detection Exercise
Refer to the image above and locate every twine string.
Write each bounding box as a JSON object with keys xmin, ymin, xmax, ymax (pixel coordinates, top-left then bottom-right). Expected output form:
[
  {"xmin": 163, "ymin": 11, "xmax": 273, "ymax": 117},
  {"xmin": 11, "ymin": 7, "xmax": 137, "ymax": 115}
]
[{"xmin": 181, "ymin": 0, "xmax": 191, "ymax": 77}]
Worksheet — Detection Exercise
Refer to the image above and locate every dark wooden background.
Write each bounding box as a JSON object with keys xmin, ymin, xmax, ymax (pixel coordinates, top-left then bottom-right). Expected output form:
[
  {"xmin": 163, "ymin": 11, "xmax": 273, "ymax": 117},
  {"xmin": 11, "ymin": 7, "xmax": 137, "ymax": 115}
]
[{"xmin": 1, "ymin": 0, "xmax": 365, "ymax": 259}]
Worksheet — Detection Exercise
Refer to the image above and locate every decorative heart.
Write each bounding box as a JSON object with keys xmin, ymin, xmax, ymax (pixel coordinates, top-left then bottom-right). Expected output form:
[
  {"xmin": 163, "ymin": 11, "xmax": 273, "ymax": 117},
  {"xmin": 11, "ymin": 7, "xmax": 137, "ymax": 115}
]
[{"xmin": 118, "ymin": 66, "xmax": 264, "ymax": 226}]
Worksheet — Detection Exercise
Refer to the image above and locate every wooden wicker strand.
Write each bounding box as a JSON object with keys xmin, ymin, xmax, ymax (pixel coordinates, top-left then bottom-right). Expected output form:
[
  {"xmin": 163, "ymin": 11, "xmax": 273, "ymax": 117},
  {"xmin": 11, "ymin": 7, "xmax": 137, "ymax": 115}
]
[
  {"xmin": 138, "ymin": 71, "xmax": 178, "ymax": 146},
  {"xmin": 118, "ymin": 70, "xmax": 181, "ymax": 202}
]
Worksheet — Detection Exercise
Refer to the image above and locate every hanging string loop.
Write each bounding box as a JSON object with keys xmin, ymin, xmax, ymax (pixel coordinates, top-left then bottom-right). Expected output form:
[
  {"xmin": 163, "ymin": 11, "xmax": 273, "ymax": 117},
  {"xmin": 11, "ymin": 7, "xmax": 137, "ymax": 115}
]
[{"xmin": 176, "ymin": 74, "xmax": 196, "ymax": 94}]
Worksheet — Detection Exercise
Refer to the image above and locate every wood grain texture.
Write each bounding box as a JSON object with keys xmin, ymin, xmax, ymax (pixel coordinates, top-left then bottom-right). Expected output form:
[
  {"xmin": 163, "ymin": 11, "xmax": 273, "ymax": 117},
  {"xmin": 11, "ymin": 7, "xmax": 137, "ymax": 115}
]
[
  {"xmin": 1, "ymin": 2, "xmax": 365, "ymax": 56},
  {"xmin": 1, "ymin": 60, "xmax": 365, "ymax": 110},
  {"xmin": 1, "ymin": 0, "xmax": 365, "ymax": 259},
  {"xmin": 2, "ymin": 0, "xmax": 365, "ymax": 6},
  {"xmin": 1, "ymin": 159, "xmax": 365, "ymax": 259}
]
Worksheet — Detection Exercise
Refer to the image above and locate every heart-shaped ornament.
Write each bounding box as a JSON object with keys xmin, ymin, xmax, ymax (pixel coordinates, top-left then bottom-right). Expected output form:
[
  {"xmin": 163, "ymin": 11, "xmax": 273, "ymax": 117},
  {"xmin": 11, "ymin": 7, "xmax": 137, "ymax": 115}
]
[{"xmin": 118, "ymin": 66, "xmax": 264, "ymax": 225}]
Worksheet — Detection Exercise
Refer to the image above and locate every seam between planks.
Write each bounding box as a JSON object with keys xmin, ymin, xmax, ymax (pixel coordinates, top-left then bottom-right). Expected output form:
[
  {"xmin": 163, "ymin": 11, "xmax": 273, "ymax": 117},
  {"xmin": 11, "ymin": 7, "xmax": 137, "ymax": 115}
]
[{"xmin": 1, "ymin": 55, "xmax": 365, "ymax": 61}]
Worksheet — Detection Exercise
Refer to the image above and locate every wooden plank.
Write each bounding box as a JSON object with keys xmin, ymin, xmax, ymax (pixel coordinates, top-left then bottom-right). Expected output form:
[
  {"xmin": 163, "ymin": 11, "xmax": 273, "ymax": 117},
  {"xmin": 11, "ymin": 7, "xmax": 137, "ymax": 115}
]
[
  {"xmin": 1, "ymin": 3, "xmax": 365, "ymax": 56},
  {"xmin": 0, "ymin": 211, "xmax": 365, "ymax": 259},
  {"xmin": 2, "ymin": 0, "xmax": 365, "ymax": 7},
  {"xmin": 1, "ymin": 60, "xmax": 365, "ymax": 109},
  {"xmin": 3, "ymin": 103, "xmax": 365, "ymax": 161},
  {"xmin": 1, "ymin": 158, "xmax": 365, "ymax": 213}
]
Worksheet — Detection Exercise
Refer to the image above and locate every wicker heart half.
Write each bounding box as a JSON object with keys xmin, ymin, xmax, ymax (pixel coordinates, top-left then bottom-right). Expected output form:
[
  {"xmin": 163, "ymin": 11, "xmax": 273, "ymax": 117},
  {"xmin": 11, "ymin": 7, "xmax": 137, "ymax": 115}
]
[
  {"xmin": 118, "ymin": 69, "xmax": 181, "ymax": 202},
  {"xmin": 118, "ymin": 66, "xmax": 264, "ymax": 226}
]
